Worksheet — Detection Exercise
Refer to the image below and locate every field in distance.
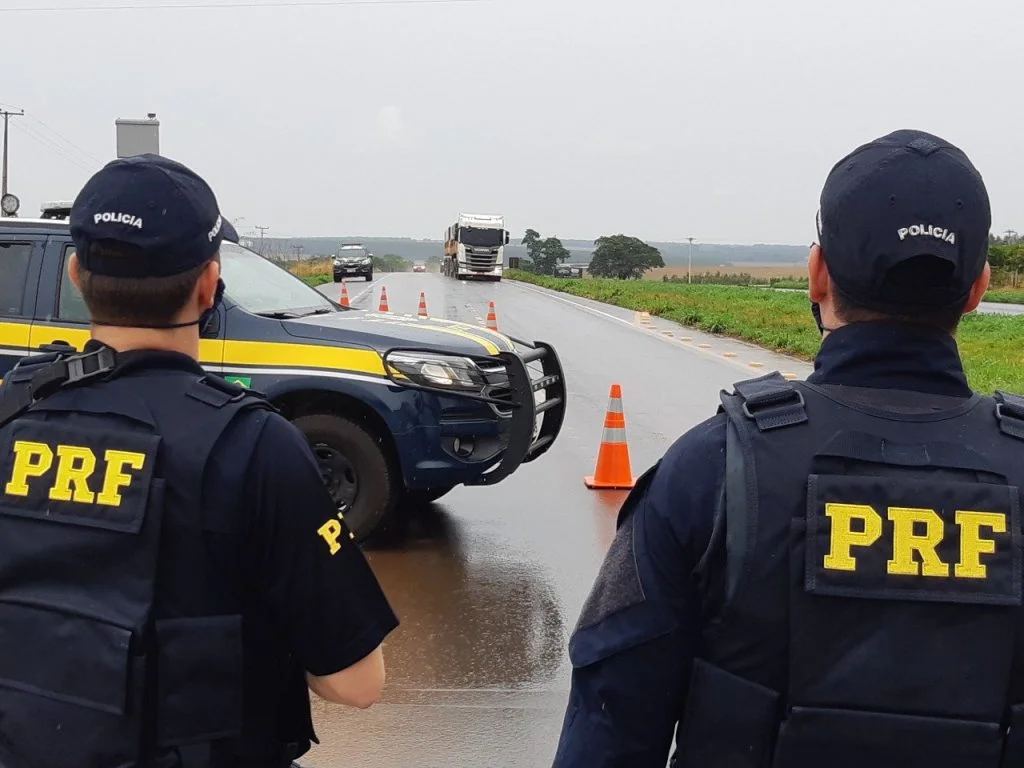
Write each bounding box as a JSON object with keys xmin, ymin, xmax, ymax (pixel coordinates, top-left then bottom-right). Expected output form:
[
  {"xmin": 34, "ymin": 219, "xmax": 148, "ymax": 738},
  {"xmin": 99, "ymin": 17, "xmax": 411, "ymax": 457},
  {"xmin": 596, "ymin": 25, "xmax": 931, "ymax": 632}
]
[{"xmin": 645, "ymin": 264, "xmax": 807, "ymax": 281}]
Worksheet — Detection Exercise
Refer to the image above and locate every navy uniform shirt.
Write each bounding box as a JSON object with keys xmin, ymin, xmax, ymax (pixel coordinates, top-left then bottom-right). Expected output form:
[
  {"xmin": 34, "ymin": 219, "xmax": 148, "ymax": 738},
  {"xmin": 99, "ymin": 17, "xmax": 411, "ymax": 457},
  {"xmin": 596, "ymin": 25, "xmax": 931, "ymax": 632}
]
[{"xmin": 552, "ymin": 322, "xmax": 975, "ymax": 768}]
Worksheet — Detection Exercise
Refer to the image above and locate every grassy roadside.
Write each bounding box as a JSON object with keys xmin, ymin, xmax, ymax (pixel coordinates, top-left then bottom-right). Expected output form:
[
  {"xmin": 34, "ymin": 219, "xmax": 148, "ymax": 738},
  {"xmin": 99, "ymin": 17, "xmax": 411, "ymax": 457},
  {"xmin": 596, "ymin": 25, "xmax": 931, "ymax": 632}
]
[
  {"xmin": 506, "ymin": 270, "xmax": 1024, "ymax": 394},
  {"xmin": 984, "ymin": 289, "xmax": 1024, "ymax": 304}
]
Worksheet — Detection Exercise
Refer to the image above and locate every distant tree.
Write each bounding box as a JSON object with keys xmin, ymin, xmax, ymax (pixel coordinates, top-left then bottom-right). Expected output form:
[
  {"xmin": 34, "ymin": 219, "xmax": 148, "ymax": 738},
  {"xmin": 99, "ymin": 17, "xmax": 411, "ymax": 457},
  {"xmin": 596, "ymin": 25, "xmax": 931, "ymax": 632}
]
[
  {"xmin": 521, "ymin": 228, "xmax": 544, "ymax": 271},
  {"xmin": 520, "ymin": 228, "xmax": 571, "ymax": 274},
  {"xmin": 588, "ymin": 234, "xmax": 664, "ymax": 279},
  {"xmin": 373, "ymin": 253, "xmax": 411, "ymax": 272}
]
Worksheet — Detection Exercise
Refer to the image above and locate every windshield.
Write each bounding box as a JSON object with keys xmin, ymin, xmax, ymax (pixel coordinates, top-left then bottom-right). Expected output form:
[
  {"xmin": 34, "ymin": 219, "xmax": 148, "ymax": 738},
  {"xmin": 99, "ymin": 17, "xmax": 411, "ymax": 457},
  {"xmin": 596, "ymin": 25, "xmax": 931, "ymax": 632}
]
[
  {"xmin": 459, "ymin": 226, "xmax": 504, "ymax": 248},
  {"xmin": 220, "ymin": 242, "xmax": 336, "ymax": 315},
  {"xmin": 337, "ymin": 247, "xmax": 369, "ymax": 260}
]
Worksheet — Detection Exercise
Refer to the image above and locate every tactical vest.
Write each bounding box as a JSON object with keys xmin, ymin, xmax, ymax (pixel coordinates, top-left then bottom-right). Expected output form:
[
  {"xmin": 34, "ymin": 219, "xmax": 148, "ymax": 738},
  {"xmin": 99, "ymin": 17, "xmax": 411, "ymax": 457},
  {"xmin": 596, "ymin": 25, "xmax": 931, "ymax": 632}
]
[
  {"xmin": 0, "ymin": 348, "xmax": 309, "ymax": 768},
  {"xmin": 672, "ymin": 372, "xmax": 1024, "ymax": 768}
]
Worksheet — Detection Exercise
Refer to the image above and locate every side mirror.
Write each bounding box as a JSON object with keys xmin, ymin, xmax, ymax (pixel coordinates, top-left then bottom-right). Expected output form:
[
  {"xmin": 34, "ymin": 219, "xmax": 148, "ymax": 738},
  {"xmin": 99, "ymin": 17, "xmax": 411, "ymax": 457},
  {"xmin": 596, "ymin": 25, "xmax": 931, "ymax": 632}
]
[{"xmin": 504, "ymin": 231, "xmax": 510, "ymax": 245}]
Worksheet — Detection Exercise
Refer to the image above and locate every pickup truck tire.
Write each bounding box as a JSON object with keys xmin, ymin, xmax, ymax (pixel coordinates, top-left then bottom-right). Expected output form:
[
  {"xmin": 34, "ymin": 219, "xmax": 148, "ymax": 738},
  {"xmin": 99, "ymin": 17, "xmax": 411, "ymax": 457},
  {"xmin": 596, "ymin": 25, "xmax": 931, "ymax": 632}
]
[
  {"xmin": 293, "ymin": 413, "xmax": 398, "ymax": 543},
  {"xmin": 403, "ymin": 486, "xmax": 455, "ymax": 506}
]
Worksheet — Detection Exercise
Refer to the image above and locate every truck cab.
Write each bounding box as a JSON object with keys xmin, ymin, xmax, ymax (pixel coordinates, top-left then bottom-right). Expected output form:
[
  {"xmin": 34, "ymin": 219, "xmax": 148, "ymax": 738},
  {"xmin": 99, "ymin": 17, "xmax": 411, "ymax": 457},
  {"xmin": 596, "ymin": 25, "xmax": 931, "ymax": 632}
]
[
  {"xmin": 442, "ymin": 213, "xmax": 509, "ymax": 281},
  {"xmin": 0, "ymin": 216, "xmax": 566, "ymax": 543}
]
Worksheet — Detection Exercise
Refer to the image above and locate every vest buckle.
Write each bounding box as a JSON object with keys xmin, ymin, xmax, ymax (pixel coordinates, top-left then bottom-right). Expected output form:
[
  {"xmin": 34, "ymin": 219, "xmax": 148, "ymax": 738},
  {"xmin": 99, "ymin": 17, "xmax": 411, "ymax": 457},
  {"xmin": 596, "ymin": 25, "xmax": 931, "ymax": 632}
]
[
  {"xmin": 994, "ymin": 391, "xmax": 1024, "ymax": 441},
  {"xmin": 62, "ymin": 347, "xmax": 117, "ymax": 386},
  {"xmin": 738, "ymin": 387, "xmax": 808, "ymax": 431}
]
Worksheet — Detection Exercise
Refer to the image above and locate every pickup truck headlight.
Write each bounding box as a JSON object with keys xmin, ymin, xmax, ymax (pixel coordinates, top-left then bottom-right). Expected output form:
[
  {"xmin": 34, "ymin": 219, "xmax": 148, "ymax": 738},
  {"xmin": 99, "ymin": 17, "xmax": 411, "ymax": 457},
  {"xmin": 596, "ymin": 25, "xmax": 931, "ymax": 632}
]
[{"xmin": 384, "ymin": 350, "xmax": 488, "ymax": 392}]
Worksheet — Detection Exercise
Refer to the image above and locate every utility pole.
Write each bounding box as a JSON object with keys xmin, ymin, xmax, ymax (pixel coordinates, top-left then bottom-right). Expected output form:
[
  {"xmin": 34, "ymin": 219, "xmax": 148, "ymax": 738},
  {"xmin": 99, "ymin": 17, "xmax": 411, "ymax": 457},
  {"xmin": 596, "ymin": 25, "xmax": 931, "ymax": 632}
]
[
  {"xmin": 292, "ymin": 244, "xmax": 304, "ymax": 262},
  {"xmin": 1, "ymin": 106, "xmax": 25, "ymax": 210},
  {"xmin": 255, "ymin": 225, "xmax": 270, "ymax": 255},
  {"xmin": 687, "ymin": 237, "xmax": 695, "ymax": 284}
]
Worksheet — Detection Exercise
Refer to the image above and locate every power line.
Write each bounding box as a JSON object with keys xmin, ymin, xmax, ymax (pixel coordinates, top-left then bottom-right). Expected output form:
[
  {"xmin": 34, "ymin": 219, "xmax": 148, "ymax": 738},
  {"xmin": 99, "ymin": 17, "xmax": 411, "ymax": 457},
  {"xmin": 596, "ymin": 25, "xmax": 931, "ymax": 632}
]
[
  {"xmin": 0, "ymin": 0, "xmax": 490, "ymax": 12},
  {"xmin": 11, "ymin": 120, "xmax": 95, "ymax": 174},
  {"xmin": 22, "ymin": 113, "xmax": 105, "ymax": 166}
]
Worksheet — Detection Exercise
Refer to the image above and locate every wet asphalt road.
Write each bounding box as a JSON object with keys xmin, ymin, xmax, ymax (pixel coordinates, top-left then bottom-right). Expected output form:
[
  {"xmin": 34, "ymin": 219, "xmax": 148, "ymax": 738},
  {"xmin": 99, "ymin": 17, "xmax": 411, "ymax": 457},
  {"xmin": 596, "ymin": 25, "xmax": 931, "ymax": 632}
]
[{"xmin": 306, "ymin": 273, "xmax": 815, "ymax": 768}]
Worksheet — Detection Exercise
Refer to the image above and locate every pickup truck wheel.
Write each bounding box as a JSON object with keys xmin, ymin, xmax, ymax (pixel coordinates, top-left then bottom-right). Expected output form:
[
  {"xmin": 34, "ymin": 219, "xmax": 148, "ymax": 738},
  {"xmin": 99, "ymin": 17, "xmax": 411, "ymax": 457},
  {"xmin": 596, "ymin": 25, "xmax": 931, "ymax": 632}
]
[
  {"xmin": 293, "ymin": 413, "xmax": 398, "ymax": 543},
  {"xmin": 403, "ymin": 486, "xmax": 455, "ymax": 506}
]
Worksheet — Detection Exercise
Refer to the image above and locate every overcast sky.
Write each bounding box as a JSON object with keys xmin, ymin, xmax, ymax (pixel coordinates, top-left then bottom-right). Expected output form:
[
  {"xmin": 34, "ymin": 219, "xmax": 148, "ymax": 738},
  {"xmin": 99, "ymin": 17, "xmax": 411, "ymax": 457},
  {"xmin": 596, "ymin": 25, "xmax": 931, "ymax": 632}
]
[{"xmin": 2, "ymin": 0, "xmax": 1022, "ymax": 245}]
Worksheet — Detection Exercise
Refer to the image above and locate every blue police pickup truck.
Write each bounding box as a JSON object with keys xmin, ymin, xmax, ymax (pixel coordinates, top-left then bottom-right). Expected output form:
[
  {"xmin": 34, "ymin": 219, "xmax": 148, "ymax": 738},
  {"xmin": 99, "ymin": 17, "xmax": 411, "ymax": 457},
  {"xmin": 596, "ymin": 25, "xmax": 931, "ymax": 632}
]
[{"xmin": 0, "ymin": 214, "xmax": 566, "ymax": 542}]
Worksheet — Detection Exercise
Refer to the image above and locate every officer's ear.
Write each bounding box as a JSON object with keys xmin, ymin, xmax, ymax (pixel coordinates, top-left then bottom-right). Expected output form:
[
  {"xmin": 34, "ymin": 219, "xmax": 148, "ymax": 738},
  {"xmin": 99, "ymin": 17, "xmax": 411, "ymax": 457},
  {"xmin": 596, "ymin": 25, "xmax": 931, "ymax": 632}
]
[
  {"xmin": 195, "ymin": 256, "xmax": 222, "ymax": 309},
  {"xmin": 68, "ymin": 250, "xmax": 83, "ymax": 293},
  {"xmin": 808, "ymin": 243, "xmax": 830, "ymax": 303},
  {"xmin": 962, "ymin": 261, "xmax": 992, "ymax": 315}
]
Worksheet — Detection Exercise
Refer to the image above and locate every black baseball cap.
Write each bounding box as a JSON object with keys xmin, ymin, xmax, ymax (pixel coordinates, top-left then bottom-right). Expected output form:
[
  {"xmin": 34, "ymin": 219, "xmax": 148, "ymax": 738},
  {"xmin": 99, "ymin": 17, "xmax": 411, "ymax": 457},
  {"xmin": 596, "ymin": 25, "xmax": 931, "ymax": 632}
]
[
  {"xmin": 817, "ymin": 128, "xmax": 991, "ymax": 314},
  {"xmin": 70, "ymin": 153, "xmax": 239, "ymax": 279}
]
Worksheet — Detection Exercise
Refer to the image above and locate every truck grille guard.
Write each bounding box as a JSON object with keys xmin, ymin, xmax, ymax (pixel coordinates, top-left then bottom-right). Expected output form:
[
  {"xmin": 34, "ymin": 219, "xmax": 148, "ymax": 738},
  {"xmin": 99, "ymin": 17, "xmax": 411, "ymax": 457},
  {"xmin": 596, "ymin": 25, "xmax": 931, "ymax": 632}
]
[
  {"xmin": 381, "ymin": 339, "xmax": 566, "ymax": 487},
  {"xmin": 462, "ymin": 338, "xmax": 566, "ymax": 486}
]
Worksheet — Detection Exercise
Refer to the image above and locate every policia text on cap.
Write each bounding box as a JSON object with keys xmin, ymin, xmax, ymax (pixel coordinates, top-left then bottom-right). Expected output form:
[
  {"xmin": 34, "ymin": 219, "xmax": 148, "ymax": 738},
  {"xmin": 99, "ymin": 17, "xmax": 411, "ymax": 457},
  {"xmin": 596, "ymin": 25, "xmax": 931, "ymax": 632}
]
[
  {"xmin": 0, "ymin": 153, "xmax": 399, "ymax": 768},
  {"xmin": 552, "ymin": 129, "xmax": 1024, "ymax": 768}
]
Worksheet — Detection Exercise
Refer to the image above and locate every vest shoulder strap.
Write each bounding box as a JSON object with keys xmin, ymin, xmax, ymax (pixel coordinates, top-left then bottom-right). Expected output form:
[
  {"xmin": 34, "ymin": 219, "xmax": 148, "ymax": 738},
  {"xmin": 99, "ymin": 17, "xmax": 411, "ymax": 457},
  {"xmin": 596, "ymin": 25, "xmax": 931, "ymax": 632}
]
[
  {"xmin": 722, "ymin": 371, "xmax": 809, "ymax": 432},
  {"xmin": 994, "ymin": 390, "xmax": 1024, "ymax": 442},
  {"xmin": 0, "ymin": 345, "xmax": 116, "ymax": 429},
  {"xmin": 713, "ymin": 372, "xmax": 809, "ymax": 608}
]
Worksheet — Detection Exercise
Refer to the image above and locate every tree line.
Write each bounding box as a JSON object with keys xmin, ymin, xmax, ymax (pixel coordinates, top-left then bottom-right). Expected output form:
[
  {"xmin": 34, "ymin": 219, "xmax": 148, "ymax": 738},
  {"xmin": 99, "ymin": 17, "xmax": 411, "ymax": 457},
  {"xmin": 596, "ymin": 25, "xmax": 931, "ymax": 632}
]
[
  {"xmin": 519, "ymin": 229, "xmax": 664, "ymax": 280},
  {"xmin": 988, "ymin": 232, "xmax": 1024, "ymax": 286}
]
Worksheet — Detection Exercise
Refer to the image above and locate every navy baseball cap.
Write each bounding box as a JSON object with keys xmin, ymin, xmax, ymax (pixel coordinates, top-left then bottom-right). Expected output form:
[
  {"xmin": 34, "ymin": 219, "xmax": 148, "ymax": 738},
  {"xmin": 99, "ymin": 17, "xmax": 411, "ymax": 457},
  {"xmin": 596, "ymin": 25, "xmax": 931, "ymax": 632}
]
[
  {"xmin": 818, "ymin": 128, "xmax": 991, "ymax": 314},
  {"xmin": 70, "ymin": 153, "xmax": 238, "ymax": 279}
]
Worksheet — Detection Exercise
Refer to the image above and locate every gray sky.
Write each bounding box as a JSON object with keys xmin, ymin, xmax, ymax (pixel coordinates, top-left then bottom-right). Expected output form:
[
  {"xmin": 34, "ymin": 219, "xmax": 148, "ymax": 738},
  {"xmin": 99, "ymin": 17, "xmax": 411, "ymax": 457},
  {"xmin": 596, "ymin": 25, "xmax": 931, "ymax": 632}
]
[{"xmin": 2, "ymin": 0, "xmax": 1022, "ymax": 245}]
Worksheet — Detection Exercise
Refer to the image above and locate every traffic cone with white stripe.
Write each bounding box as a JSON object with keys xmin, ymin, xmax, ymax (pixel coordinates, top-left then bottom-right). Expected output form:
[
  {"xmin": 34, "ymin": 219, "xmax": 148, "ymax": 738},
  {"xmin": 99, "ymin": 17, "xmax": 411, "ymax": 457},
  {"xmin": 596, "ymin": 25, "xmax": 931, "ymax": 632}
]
[
  {"xmin": 486, "ymin": 301, "xmax": 499, "ymax": 331},
  {"xmin": 339, "ymin": 279, "xmax": 350, "ymax": 307},
  {"xmin": 418, "ymin": 291, "xmax": 428, "ymax": 318},
  {"xmin": 584, "ymin": 384, "xmax": 636, "ymax": 490},
  {"xmin": 378, "ymin": 286, "xmax": 390, "ymax": 312}
]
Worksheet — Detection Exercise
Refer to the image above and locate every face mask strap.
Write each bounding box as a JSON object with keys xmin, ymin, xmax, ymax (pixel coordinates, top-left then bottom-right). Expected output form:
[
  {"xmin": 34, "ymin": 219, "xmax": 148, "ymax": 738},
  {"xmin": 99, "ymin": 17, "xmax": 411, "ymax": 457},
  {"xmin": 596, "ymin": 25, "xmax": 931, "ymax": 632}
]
[{"xmin": 811, "ymin": 210, "xmax": 837, "ymax": 336}]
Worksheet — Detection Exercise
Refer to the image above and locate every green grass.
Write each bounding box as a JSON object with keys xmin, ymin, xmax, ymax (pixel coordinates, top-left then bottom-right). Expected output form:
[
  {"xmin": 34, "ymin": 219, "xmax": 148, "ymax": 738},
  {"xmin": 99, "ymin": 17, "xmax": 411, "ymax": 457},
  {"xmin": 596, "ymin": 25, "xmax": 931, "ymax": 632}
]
[
  {"xmin": 507, "ymin": 270, "xmax": 1024, "ymax": 395},
  {"xmin": 770, "ymin": 279, "xmax": 809, "ymax": 289},
  {"xmin": 298, "ymin": 274, "xmax": 332, "ymax": 288},
  {"xmin": 983, "ymin": 289, "xmax": 1024, "ymax": 304}
]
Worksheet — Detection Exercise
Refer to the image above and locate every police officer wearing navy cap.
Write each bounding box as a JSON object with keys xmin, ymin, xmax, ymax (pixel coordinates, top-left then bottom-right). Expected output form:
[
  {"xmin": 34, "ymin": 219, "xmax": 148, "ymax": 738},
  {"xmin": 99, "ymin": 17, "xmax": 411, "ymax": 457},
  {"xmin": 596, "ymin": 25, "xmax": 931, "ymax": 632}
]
[
  {"xmin": 0, "ymin": 154, "xmax": 399, "ymax": 768},
  {"xmin": 552, "ymin": 129, "xmax": 1024, "ymax": 768}
]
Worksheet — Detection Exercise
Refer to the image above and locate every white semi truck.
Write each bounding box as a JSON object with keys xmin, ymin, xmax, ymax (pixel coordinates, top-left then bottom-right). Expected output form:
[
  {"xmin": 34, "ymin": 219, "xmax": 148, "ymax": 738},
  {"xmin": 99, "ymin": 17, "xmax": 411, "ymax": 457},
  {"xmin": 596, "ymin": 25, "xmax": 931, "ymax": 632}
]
[{"xmin": 442, "ymin": 212, "xmax": 510, "ymax": 281}]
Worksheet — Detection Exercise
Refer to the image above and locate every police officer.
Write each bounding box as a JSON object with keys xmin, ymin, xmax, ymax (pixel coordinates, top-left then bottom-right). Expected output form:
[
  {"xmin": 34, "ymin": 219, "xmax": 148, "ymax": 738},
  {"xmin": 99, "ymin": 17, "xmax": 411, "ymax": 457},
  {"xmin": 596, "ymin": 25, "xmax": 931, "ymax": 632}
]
[
  {"xmin": 0, "ymin": 154, "xmax": 399, "ymax": 768},
  {"xmin": 552, "ymin": 128, "xmax": 1024, "ymax": 768}
]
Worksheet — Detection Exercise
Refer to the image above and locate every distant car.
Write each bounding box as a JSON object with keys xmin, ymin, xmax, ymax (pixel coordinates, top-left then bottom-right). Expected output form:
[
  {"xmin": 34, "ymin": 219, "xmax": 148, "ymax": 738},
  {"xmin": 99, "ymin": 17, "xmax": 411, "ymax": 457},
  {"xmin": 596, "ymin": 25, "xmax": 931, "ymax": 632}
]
[
  {"xmin": 412, "ymin": 261, "xmax": 427, "ymax": 273},
  {"xmin": 334, "ymin": 244, "xmax": 373, "ymax": 282},
  {"xmin": 554, "ymin": 264, "xmax": 584, "ymax": 279}
]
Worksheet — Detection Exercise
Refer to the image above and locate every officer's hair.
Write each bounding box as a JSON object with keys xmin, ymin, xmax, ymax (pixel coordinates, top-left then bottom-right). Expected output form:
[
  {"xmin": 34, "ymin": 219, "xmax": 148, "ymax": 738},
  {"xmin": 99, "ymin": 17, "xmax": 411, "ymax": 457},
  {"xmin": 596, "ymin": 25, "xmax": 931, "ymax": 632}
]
[
  {"xmin": 832, "ymin": 258, "xmax": 968, "ymax": 334},
  {"xmin": 77, "ymin": 240, "xmax": 214, "ymax": 327}
]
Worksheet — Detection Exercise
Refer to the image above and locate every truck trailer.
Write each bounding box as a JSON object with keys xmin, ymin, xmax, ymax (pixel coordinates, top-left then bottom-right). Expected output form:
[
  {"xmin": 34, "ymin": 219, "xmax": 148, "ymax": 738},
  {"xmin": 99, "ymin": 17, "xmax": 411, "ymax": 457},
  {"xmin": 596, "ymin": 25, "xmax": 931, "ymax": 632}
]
[{"xmin": 443, "ymin": 212, "xmax": 509, "ymax": 281}]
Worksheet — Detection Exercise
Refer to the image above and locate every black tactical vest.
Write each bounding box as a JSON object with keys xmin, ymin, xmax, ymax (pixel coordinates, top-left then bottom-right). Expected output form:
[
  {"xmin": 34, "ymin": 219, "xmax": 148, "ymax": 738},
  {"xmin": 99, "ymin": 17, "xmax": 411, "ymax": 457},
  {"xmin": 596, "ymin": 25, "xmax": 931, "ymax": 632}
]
[
  {"xmin": 672, "ymin": 372, "xmax": 1024, "ymax": 768},
  {"xmin": 0, "ymin": 350, "xmax": 308, "ymax": 768}
]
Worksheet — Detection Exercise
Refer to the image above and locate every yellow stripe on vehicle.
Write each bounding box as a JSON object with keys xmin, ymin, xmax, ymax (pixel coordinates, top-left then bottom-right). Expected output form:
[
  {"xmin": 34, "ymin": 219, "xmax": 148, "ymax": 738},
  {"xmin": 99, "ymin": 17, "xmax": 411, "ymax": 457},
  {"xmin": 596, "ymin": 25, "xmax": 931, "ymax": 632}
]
[
  {"xmin": 221, "ymin": 339, "xmax": 387, "ymax": 376},
  {"xmin": 423, "ymin": 317, "xmax": 516, "ymax": 351},
  {"xmin": 361, "ymin": 313, "xmax": 506, "ymax": 354},
  {"xmin": 0, "ymin": 320, "xmax": 33, "ymax": 349}
]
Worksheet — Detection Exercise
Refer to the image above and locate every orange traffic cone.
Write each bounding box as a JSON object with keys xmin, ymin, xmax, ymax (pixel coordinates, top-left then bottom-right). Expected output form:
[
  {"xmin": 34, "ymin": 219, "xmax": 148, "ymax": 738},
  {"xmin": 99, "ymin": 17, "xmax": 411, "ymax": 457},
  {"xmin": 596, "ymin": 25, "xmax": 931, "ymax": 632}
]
[
  {"xmin": 378, "ymin": 286, "xmax": 390, "ymax": 312},
  {"xmin": 339, "ymin": 279, "xmax": 350, "ymax": 307},
  {"xmin": 418, "ymin": 291, "xmax": 428, "ymax": 318},
  {"xmin": 584, "ymin": 384, "xmax": 636, "ymax": 490},
  {"xmin": 486, "ymin": 301, "xmax": 499, "ymax": 331}
]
